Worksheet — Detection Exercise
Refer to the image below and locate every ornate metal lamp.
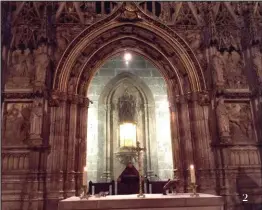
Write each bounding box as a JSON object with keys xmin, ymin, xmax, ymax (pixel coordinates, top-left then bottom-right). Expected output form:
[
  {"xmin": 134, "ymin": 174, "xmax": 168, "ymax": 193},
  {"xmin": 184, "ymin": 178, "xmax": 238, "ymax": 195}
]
[
  {"xmin": 115, "ymin": 88, "xmax": 140, "ymax": 165},
  {"xmin": 116, "ymin": 122, "xmax": 138, "ymax": 165}
]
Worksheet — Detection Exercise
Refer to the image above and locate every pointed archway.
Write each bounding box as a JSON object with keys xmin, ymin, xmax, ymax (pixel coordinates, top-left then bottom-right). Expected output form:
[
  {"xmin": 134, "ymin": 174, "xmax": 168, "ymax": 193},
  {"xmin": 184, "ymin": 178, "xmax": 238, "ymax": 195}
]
[{"xmin": 48, "ymin": 2, "xmax": 212, "ymax": 201}]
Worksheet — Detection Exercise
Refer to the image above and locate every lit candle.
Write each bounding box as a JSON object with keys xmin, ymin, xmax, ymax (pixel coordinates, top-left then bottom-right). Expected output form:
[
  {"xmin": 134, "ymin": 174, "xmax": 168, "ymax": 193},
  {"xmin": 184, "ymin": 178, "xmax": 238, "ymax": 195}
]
[
  {"xmin": 83, "ymin": 166, "xmax": 87, "ymax": 186},
  {"xmin": 189, "ymin": 164, "xmax": 196, "ymax": 184}
]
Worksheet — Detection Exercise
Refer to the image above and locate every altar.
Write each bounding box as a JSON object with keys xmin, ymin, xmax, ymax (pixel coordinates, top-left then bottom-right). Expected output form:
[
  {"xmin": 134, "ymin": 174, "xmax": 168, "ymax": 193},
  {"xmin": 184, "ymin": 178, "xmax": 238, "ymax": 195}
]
[{"xmin": 58, "ymin": 193, "xmax": 224, "ymax": 210}]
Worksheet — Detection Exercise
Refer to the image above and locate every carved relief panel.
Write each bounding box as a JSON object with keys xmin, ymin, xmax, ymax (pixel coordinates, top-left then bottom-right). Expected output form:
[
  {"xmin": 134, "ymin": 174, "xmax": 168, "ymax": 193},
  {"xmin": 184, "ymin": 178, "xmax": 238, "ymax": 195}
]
[
  {"xmin": 5, "ymin": 49, "xmax": 34, "ymax": 89},
  {"xmin": 212, "ymin": 51, "xmax": 248, "ymax": 89},
  {"xmin": 2, "ymin": 102, "xmax": 32, "ymax": 146},
  {"xmin": 223, "ymin": 52, "xmax": 248, "ymax": 89},
  {"xmin": 225, "ymin": 101, "xmax": 254, "ymax": 142},
  {"xmin": 5, "ymin": 45, "xmax": 51, "ymax": 91}
]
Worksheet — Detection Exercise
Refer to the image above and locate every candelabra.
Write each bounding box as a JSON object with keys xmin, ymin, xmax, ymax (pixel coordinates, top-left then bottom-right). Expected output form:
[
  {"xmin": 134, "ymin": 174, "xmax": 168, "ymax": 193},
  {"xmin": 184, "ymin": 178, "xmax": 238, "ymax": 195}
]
[
  {"xmin": 134, "ymin": 141, "xmax": 145, "ymax": 198},
  {"xmin": 189, "ymin": 183, "xmax": 199, "ymax": 197},
  {"xmin": 80, "ymin": 185, "xmax": 91, "ymax": 200}
]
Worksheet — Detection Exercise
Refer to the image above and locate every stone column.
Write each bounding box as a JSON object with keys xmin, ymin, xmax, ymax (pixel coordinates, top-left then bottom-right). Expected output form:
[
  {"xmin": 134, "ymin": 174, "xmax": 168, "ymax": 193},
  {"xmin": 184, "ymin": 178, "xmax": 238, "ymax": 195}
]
[
  {"xmin": 144, "ymin": 104, "xmax": 152, "ymax": 178},
  {"xmin": 25, "ymin": 97, "xmax": 46, "ymax": 210},
  {"xmin": 64, "ymin": 95, "xmax": 78, "ymax": 197},
  {"xmin": 189, "ymin": 92, "xmax": 216, "ymax": 193},
  {"xmin": 250, "ymin": 46, "xmax": 262, "ymax": 141},
  {"xmin": 75, "ymin": 97, "xmax": 89, "ymax": 193},
  {"xmin": 102, "ymin": 103, "xmax": 111, "ymax": 181},
  {"xmin": 176, "ymin": 95, "xmax": 194, "ymax": 191},
  {"xmin": 46, "ymin": 92, "xmax": 67, "ymax": 208},
  {"xmin": 169, "ymin": 102, "xmax": 182, "ymax": 180}
]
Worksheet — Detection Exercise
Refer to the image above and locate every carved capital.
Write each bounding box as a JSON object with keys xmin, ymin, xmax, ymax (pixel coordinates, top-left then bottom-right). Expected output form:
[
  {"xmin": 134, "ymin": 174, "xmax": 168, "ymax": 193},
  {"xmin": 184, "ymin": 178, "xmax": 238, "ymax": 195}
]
[
  {"xmin": 198, "ymin": 91, "xmax": 211, "ymax": 106},
  {"xmin": 67, "ymin": 94, "xmax": 79, "ymax": 104},
  {"xmin": 185, "ymin": 92, "xmax": 198, "ymax": 103},
  {"xmin": 79, "ymin": 97, "xmax": 90, "ymax": 108},
  {"xmin": 49, "ymin": 91, "xmax": 61, "ymax": 107}
]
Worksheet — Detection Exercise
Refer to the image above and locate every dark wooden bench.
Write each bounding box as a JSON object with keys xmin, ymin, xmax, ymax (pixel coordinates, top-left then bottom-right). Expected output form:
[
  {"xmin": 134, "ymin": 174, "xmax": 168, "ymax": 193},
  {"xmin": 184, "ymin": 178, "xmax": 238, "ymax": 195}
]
[
  {"xmin": 88, "ymin": 180, "xmax": 115, "ymax": 195},
  {"xmin": 88, "ymin": 179, "xmax": 170, "ymax": 195},
  {"xmin": 147, "ymin": 180, "xmax": 169, "ymax": 194}
]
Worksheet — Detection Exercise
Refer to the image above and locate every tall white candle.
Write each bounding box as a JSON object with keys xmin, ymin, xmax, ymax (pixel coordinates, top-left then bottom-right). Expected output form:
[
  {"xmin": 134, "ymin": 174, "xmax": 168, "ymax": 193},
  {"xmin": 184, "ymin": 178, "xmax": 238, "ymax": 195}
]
[
  {"xmin": 190, "ymin": 164, "xmax": 196, "ymax": 184},
  {"xmin": 83, "ymin": 166, "xmax": 87, "ymax": 186}
]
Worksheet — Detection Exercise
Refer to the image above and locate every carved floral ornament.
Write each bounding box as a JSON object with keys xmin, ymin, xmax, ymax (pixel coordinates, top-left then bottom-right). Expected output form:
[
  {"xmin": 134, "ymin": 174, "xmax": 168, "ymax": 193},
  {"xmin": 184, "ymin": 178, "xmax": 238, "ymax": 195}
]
[
  {"xmin": 53, "ymin": 3, "xmax": 206, "ymax": 99},
  {"xmin": 172, "ymin": 91, "xmax": 211, "ymax": 105}
]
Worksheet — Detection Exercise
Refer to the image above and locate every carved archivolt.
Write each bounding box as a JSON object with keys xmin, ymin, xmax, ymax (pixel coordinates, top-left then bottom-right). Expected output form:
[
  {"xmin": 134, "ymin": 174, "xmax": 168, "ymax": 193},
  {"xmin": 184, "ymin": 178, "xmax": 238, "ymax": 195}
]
[{"xmin": 53, "ymin": 2, "xmax": 206, "ymax": 99}]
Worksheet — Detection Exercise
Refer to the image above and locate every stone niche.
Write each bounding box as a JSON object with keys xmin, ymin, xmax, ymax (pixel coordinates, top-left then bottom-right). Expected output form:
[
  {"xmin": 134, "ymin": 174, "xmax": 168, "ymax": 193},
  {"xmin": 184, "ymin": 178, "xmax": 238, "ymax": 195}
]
[{"xmin": 87, "ymin": 55, "xmax": 173, "ymax": 182}]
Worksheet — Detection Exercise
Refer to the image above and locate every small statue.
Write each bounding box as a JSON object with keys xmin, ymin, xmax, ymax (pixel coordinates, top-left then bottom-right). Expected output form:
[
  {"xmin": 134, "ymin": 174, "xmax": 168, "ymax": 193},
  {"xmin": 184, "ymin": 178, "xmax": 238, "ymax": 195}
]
[
  {"xmin": 29, "ymin": 99, "xmax": 43, "ymax": 141},
  {"xmin": 212, "ymin": 51, "xmax": 225, "ymax": 87},
  {"xmin": 34, "ymin": 44, "xmax": 50, "ymax": 89}
]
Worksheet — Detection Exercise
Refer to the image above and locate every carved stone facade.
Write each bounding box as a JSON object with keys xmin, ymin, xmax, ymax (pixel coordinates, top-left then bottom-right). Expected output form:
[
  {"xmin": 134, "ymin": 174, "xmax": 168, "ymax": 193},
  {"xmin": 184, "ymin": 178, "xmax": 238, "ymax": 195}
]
[{"xmin": 1, "ymin": 2, "xmax": 262, "ymax": 210}]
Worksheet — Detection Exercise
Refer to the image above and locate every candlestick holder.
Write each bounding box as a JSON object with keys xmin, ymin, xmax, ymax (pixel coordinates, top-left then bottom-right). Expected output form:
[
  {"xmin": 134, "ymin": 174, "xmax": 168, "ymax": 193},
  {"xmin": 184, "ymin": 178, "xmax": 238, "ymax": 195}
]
[
  {"xmin": 189, "ymin": 183, "xmax": 199, "ymax": 197},
  {"xmin": 80, "ymin": 185, "xmax": 91, "ymax": 200},
  {"xmin": 135, "ymin": 142, "xmax": 145, "ymax": 198}
]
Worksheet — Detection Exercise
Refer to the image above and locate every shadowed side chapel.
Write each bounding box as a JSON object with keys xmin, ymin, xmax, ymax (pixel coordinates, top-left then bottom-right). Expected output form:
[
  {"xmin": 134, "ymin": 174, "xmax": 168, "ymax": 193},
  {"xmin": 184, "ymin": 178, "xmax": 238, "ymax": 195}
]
[{"xmin": 1, "ymin": 2, "xmax": 262, "ymax": 210}]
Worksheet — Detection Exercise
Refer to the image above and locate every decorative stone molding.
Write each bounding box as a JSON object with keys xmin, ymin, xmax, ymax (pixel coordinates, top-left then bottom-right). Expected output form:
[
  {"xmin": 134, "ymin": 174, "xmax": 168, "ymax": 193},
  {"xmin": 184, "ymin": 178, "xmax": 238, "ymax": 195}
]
[
  {"xmin": 218, "ymin": 89, "xmax": 252, "ymax": 99},
  {"xmin": 2, "ymin": 92, "xmax": 44, "ymax": 100},
  {"xmin": 172, "ymin": 91, "xmax": 210, "ymax": 105}
]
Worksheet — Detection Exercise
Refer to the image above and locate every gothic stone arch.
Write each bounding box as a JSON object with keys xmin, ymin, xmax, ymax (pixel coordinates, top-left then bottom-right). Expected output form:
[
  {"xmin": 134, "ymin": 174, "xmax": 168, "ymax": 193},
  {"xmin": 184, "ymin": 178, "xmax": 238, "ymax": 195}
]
[
  {"xmin": 48, "ymin": 2, "xmax": 214, "ymax": 204},
  {"xmin": 95, "ymin": 72, "xmax": 159, "ymax": 181}
]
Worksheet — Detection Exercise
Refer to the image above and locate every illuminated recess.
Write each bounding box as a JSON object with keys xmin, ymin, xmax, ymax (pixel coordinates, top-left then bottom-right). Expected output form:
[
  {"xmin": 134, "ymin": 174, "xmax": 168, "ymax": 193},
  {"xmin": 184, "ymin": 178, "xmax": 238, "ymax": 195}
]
[{"xmin": 119, "ymin": 123, "xmax": 137, "ymax": 148}]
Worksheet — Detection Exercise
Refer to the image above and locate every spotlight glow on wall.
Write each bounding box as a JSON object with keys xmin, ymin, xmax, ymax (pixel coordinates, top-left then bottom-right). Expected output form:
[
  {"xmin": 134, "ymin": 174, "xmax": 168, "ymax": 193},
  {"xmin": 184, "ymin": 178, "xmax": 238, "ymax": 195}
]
[
  {"xmin": 124, "ymin": 52, "xmax": 132, "ymax": 62},
  {"xmin": 119, "ymin": 123, "xmax": 136, "ymax": 148}
]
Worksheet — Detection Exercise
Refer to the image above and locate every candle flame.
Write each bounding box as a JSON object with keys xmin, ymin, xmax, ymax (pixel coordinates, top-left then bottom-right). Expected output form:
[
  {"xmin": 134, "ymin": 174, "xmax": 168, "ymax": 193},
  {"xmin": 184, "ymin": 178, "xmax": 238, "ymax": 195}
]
[
  {"xmin": 84, "ymin": 166, "xmax": 87, "ymax": 171},
  {"xmin": 190, "ymin": 164, "xmax": 194, "ymax": 169}
]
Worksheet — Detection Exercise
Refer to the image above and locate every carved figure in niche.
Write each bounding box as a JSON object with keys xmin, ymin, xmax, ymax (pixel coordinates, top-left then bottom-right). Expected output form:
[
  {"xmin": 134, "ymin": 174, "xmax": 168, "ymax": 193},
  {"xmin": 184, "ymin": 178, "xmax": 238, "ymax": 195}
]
[
  {"xmin": 216, "ymin": 98, "xmax": 230, "ymax": 138},
  {"xmin": 29, "ymin": 99, "xmax": 43, "ymax": 140},
  {"xmin": 212, "ymin": 50, "xmax": 225, "ymax": 87},
  {"xmin": 118, "ymin": 89, "xmax": 137, "ymax": 123},
  {"xmin": 6, "ymin": 49, "xmax": 34, "ymax": 88},
  {"xmin": 252, "ymin": 47, "xmax": 262, "ymax": 83},
  {"xmin": 3, "ymin": 104, "xmax": 31, "ymax": 145},
  {"xmin": 227, "ymin": 103, "xmax": 253, "ymax": 141},
  {"xmin": 34, "ymin": 44, "xmax": 50, "ymax": 88},
  {"xmin": 224, "ymin": 51, "xmax": 248, "ymax": 89}
]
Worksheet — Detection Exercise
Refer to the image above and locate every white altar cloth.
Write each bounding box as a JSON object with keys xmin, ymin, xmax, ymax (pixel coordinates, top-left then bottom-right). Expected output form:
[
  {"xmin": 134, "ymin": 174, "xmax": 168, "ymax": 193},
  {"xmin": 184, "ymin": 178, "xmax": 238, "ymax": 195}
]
[{"xmin": 58, "ymin": 193, "xmax": 224, "ymax": 210}]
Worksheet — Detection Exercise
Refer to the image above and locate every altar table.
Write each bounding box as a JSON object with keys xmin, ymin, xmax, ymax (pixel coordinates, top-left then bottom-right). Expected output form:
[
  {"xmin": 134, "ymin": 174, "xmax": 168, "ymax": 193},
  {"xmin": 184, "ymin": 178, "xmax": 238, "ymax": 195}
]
[{"xmin": 58, "ymin": 193, "xmax": 224, "ymax": 210}]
